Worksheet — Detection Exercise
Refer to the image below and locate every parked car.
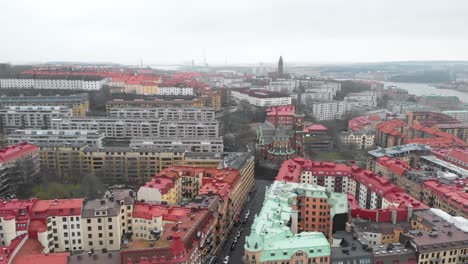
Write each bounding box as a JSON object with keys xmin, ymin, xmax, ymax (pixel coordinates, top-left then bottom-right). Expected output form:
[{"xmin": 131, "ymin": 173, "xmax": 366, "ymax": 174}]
[
  {"xmin": 223, "ymin": 256, "xmax": 230, "ymax": 263},
  {"xmin": 230, "ymin": 242, "xmax": 237, "ymax": 250},
  {"xmin": 236, "ymin": 231, "xmax": 241, "ymax": 238}
]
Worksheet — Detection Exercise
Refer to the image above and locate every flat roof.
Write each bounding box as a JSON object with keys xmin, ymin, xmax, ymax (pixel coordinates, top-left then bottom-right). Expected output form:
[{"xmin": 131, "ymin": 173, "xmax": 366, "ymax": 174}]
[{"xmin": 421, "ymin": 156, "xmax": 468, "ymax": 177}]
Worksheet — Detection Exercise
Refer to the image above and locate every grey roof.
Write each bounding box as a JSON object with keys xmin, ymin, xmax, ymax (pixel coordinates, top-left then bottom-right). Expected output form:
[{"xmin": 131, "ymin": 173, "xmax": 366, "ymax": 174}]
[
  {"xmin": 34, "ymin": 142, "xmax": 89, "ymax": 148},
  {"xmin": 0, "ymin": 93, "xmax": 88, "ymax": 102},
  {"xmin": 368, "ymin": 143, "xmax": 432, "ymax": 158},
  {"xmin": 82, "ymin": 198, "xmax": 121, "ymax": 218},
  {"xmin": 331, "ymin": 231, "xmax": 374, "ymax": 263},
  {"xmin": 223, "ymin": 152, "xmax": 253, "ymax": 170},
  {"xmin": 104, "ymin": 189, "xmax": 135, "ymax": 206},
  {"xmin": 67, "ymin": 250, "xmax": 120, "ymax": 264},
  {"xmin": 83, "ymin": 146, "xmax": 187, "ymax": 153}
]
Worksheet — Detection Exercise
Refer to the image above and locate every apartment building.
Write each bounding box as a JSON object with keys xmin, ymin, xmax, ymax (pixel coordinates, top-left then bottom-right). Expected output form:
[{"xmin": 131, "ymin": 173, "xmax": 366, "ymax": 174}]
[
  {"xmin": 405, "ymin": 209, "xmax": 468, "ymax": 264},
  {"xmin": 107, "ymin": 107, "xmax": 215, "ymax": 120},
  {"xmin": 0, "ymin": 75, "xmax": 108, "ymax": 91},
  {"xmin": 230, "ymin": 89, "xmax": 292, "ymax": 106},
  {"xmin": 106, "ymin": 91, "xmax": 222, "ymax": 112},
  {"xmin": 419, "ymin": 155, "xmax": 468, "ymax": 178},
  {"xmin": 123, "ymin": 205, "xmax": 215, "ymax": 264},
  {"xmin": 0, "ymin": 143, "xmax": 40, "ymax": 197},
  {"xmin": 367, "ymin": 143, "xmax": 432, "ymax": 170},
  {"xmin": 51, "ymin": 117, "xmax": 161, "ymax": 139},
  {"xmin": 0, "ymin": 94, "xmax": 89, "ymax": 117},
  {"xmin": 130, "ymin": 137, "xmax": 224, "ymax": 153},
  {"xmin": 276, "ymin": 159, "xmax": 427, "ymax": 211},
  {"xmin": 7, "ymin": 129, "xmax": 104, "ymax": 147},
  {"xmin": 81, "ymin": 198, "xmax": 121, "ymax": 252},
  {"xmin": 339, "ymin": 131, "xmax": 375, "ymax": 149},
  {"xmin": 421, "ymin": 179, "xmax": 468, "ymax": 217},
  {"xmin": 82, "ymin": 146, "xmax": 185, "ymax": 184},
  {"xmin": 443, "ymin": 110, "xmax": 468, "ymax": 123},
  {"xmin": 30, "ymin": 199, "xmax": 84, "ymax": 253},
  {"xmin": 419, "ymin": 95, "xmax": 461, "ymax": 110},
  {"xmin": 244, "ymin": 181, "xmax": 336, "ymax": 264},
  {"xmin": 0, "ymin": 106, "xmax": 73, "ymax": 133},
  {"xmin": 158, "ymin": 119, "xmax": 218, "ymax": 138},
  {"xmin": 309, "ymin": 100, "xmax": 346, "ymax": 121},
  {"xmin": 344, "ymin": 91, "xmax": 378, "ymax": 110},
  {"xmin": 0, "ymin": 199, "xmax": 35, "ymax": 246},
  {"xmin": 158, "ymin": 85, "xmax": 194, "ymax": 96}
]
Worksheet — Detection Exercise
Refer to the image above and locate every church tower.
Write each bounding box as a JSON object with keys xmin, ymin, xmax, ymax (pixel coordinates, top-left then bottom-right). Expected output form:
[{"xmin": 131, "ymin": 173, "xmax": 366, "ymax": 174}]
[{"xmin": 278, "ymin": 56, "xmax": 283, "ymax": 75}]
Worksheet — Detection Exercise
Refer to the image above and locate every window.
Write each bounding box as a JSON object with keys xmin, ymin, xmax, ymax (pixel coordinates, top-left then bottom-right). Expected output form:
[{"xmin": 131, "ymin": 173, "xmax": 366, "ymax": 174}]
[
  {"xmin": 99, "ymin": 241, "xmax": 103, "ymax": 245},
  {"xmin": 108, "ymin": 218, "xmax": 112, "ymax": 222},
  {"xmin": 87, "ymin": 227, "xmax": 91, "ymax": 231},
  {"xmin": 110, "ymin": 240, "xmax": 113, "ymax": 244},
  {"xmin": 87, "ymin": 219, "xmax": 91, "ymax": 224},
  {"xmin": 99, "ymin": 233, "xmax": 103, "ymax": 238},
  {"xmin": 98, "ymin": 226, "xmax": 102, "ymax": 231},
  {"xmin": 62, "ymin": 217, "xmax": 66, "ymax": 222},
  {"xmin": 88, "ymin": 242, "xmax": 93, "ymax": 246},
  {"xmin": 108, "ymin": 225, "xmax": 113, "ymax": 230}
]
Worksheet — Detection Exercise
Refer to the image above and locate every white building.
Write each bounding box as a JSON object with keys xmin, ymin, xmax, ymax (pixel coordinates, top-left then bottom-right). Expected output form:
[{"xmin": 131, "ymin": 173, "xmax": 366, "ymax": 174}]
[
  {"xmin": 266, "ymin": 79, "xmax": 297, "ymax": 93},
  {"xmin": 0, "ymin": 105, "xmax": 73, "ymax": 133},
  {"xmin": 158, "ymin": 86, "xmax": 194, "ymax": 96},
  {"xmin": 344, "ymin": 91, "xmax": 377, "ymax": 111},
  {"xmin": 339, "ymin": 131, "xmax": 375, "ymax": 149},
  {"xmin": 130, "ymin": 137, "xmax": 224, "ymax": 153},
  {"xmin": 443, "ymin": 110, "xmax": 468, "ymax": 123},
  {"xmin": 231, "ymin": 89, "xmax": 291, "ymax": 107},
  {"xmin": 0, "ymin": 75, "xmax": 108, "ymax": 91},
  {"xmin": 301, "ymin": 90, "xmax": 334, "ymax": 105},
  {"xmin": 310, "ymin": 100, "xmax": 346, "ymax": 120},
  {"xmin": 107, "ymin": 107, "xmax": 215, "ymax": 120},
  {"xmin": 7, "ymin": 129, "xmax": 104, "ymax": 147}
]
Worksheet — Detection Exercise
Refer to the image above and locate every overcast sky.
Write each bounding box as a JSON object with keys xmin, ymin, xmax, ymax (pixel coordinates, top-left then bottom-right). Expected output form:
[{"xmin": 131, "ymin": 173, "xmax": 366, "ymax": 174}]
[{"xmin": 1, "ymin": 0, "xmax": 468, "ymax": 65}]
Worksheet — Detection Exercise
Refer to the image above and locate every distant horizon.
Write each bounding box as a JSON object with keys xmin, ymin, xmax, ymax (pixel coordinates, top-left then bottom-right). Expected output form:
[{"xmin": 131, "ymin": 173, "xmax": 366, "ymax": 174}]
[{"xmin": 5, "ymin": 59, "xmax": 468, "ymax": 68}]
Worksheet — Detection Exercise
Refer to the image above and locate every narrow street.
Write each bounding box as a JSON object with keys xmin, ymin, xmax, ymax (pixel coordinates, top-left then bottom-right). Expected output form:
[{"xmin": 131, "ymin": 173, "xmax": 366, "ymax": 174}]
[{"xmin": 216, "ymin": 178, "xmax": 273, "ymax": 263}]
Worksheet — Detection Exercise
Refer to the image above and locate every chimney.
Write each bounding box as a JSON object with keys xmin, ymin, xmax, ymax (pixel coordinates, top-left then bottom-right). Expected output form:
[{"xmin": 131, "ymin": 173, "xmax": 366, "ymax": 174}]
[{"xmin": 391, "ymin": 210, "xmax": 397, "ymax": 225}]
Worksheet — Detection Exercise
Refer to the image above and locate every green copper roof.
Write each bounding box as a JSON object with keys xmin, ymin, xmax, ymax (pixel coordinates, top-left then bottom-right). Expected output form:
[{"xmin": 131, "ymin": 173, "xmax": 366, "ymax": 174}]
[{"xmin": 245, "ymin": 181, "xmax": 345, "ymax": 261}]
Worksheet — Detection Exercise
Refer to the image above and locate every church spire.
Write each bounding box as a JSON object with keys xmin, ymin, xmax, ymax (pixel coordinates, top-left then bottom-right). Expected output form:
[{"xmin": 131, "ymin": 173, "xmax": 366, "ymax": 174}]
[{"xmin": 278, "ymin": 56, "xmax": 283, "ymax": 75}]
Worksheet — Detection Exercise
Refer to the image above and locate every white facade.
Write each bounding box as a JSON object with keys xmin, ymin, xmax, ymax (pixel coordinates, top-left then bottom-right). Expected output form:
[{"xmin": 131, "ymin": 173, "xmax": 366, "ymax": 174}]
[
  {"xmin": 339, "ymin": 132, "xmax": 375, "ymax": 149},
  {"xmin": 7, "ymin": 129, "xmax": 104, "ymax": 147},
  {"xmin": 344, "ymin": 91, "xmax": 378, "ymax": 111},
  {"xmin": 231, "ymin": 90, "xmax": 292, "ymax": 107},
  {"xmin": 443, "ymin": 110, "xmax": 468, "ymax": 123},
  {"xmin": 0, "ymin": 105, "xmax": 73, "ymax": 133},
  {"xmin": 108, "ymin": 107, "xmax": 215, "ymax": 120},
  {"xmin": 46, "ymin": 214, "xmax": 84, "ymax": 252},
  {"xmin": 266, "ymin": 79, "xmax": 297, "ymax": 93},
  {"xmin": 0, "ymin": 77, "xmax": 108, "ymax": 91},
  {"xmin": 159, "ymin": 86, "xmax": 194, "ymax": 96},
  {"xmin": 310, "ymin": 100, "xmax": 346, "ymax": 120}
]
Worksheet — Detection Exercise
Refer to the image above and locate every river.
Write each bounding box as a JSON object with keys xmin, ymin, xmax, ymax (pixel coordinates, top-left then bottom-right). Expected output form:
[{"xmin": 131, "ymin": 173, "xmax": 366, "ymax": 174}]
[{"xmin": 379, "ymin": 81, "xmax": 468, "ymax": 103}]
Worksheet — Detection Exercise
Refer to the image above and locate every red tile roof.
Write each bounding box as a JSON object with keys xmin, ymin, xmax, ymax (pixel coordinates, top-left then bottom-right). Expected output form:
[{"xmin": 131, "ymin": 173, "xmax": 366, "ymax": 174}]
[
  {"xmin": 348, "ymin": 116, "xmax": 371, "ymax": 131},
  {"xmin": 0, "ymin": 199, "xmax": 36, "ymax": 228},
  {"xmin": 422, "ymin": 179, "xmax": 468, "ymax": 212},
  {"xmin": 31, "ymin": 199, "xmax": 83, "ymax": 218},
  {"xmin": 304, "ymin": 124, "xmax": 328, "ymax": 132},
  {"xmin": 11, "ymin": 238, "xmax": 69, "ymax": 264},
  {"xmin": 376, "ymin": 156, "xmax": 411, "ymax": 176},
  {"xmin": 142, "ymin": 176, "xmax": 175, "ymax": 195},
  {"xmin": 0, "ymin": 234, "xmax": 27, "ymax": 264},
  {"xmin": 132, "ymin": 203, "xmax": 192, "ymax": 221},
  {"xmin": 266, "ymin": 105, "xmax": 296, "ymax": 116},
  {"xmin": 0, "ymin": 143, "xmax": 38, "ymax": 164}
]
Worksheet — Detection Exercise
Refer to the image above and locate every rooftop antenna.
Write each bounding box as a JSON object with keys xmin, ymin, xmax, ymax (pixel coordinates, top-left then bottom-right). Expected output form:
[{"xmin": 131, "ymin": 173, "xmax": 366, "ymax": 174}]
[{"xmin": 140, "ymin": 57, "xmax": 143, "ymax": 68}]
